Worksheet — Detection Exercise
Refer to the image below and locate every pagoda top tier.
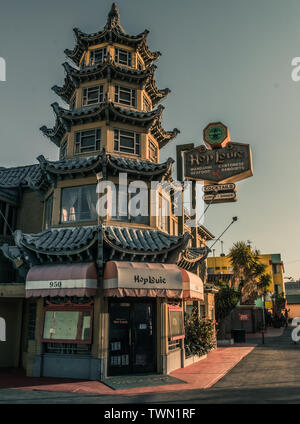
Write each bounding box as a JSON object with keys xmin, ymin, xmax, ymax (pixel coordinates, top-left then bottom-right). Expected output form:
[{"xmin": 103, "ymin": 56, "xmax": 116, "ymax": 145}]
[{"xmin": 65, "ymin": 3, "xmax": 161, "ymax": 67}]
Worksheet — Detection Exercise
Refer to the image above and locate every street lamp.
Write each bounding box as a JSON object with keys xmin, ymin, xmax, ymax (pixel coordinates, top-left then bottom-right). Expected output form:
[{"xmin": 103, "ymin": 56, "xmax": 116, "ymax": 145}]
[{"xmin": 210, "ymin": 216, "xmax": 238, "ymax": 250}]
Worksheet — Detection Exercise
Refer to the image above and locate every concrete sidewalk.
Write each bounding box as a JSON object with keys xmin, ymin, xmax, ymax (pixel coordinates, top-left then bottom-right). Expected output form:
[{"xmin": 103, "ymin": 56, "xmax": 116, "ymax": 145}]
[
  {"xmin": 226, "ymin": 326, "xmax": 285, "ymax": 340},
  {"xmin": 0, "ymin": 345, "xmax": 255, "ymax": 397},
  {"xmin": 246, "ymin": 327, "xmax": 285, "ymax": 339}
]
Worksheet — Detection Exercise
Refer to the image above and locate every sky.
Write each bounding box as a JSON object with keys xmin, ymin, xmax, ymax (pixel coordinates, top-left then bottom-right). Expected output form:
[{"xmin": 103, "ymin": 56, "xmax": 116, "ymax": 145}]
[{"xmin": 0, "ymin": 0, "xmax": 300, "ymax": 278}]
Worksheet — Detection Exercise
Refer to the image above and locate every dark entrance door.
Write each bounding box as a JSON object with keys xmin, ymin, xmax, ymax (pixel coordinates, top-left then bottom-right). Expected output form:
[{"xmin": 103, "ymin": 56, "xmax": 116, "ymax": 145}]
[{"xmin": 108, "ymin": 300, "xmax": 156, "ymax": 376}]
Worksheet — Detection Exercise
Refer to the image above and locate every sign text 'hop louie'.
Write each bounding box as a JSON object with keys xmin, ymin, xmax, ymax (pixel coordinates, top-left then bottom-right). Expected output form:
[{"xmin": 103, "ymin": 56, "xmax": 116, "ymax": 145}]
[
  {"xmin": 183, "ymin": 122, "xmax": 253, "ymax": 204},
  {"xmin": 184, "ymin": 122, "xmax": 253, "ymax": 183}
]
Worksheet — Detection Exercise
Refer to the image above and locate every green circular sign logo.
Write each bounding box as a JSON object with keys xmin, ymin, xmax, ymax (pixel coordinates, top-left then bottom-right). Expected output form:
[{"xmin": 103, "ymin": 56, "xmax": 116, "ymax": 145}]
[
  {"xmin": 203, "ymin": 122, "xmax": 229, "ymax": 149},
  {"xmin": 205, "ymin": 124, "xmax": 226, "ymax": 144}
]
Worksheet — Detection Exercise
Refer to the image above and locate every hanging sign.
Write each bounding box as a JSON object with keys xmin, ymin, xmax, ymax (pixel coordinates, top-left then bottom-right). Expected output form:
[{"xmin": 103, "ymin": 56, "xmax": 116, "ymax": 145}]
[
  {"xmin": 203, "ymin": 191, "xmax": 237, "ymax": 204},
  {"xmin": 184, "ymin": 142, "xmax": 253, "ymax": 183},
  {"xmin": 202, "ymin": 183, "xmax": 236, "ymax": 193}
]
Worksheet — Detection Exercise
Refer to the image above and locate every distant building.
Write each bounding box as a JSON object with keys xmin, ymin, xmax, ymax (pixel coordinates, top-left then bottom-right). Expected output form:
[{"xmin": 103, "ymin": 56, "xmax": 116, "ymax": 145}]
[
  {"xmin": 207, "ymin": 253, "xmax": 285, "ymax": 332},
  {"xmin": 285, "ymin": 281, "xmax": 300, "ymax": 318}
]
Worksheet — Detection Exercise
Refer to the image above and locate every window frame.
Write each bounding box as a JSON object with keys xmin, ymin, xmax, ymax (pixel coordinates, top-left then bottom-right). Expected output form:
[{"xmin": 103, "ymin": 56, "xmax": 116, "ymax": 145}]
[
  {"xmin": 158, "ymin": 192, "xmax": 170, "ymax": 233},
  {"xmin": 114, "ymin": 47, "xmax": 132, "ymax": 67},
  {"xmin": 89, "ymin": 47, "xmax": 107, "ymax": 66},
  {"xmin": 168, "ymin": 305, "xmax": 185, "ymax": 341},
  {"xmin": 113, "ymin": 128, "xmax": 141, "ymax": 156},
  {"xmin": 114, "ymin": 85, "xmax": 136, "ymax": 107},
  {"xmin": 41, "ymin": 305, "xmax": 93, "ymax": 345},
  {"xmin": 74, "ymin": 128, "xmax": 101, "ymax": 155},
  {"xmin": 110, "ymin": 184, "xmax": 150, "ymax": 225},
  {"xmin": 60, "ymin": 184, "xmax": 97, "ymax": 223},
  {"xmin": 82, "ymin": 85, "xmax": 104, "ymax": 107}
]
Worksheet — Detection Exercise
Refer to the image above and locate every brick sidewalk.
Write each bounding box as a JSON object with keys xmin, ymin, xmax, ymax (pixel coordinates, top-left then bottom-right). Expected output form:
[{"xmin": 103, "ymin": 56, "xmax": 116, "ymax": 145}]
[{"xmin": 0, "ymin": 345, "xmax": 255, "ymax": 396}]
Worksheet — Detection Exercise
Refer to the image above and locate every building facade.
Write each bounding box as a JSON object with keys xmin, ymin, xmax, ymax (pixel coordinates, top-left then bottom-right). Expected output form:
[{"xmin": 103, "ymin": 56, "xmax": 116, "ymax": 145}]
[
  {"xmin": 285, "ymin": 281, "xmax": 300, "ymax": 319},
  {"xmin": 0, "ymin": 4, "xmax": 216, "ymax": 379}
]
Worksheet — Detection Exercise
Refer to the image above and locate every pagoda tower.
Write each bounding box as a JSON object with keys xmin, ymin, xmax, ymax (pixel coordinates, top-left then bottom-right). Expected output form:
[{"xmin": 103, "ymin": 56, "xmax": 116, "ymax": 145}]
[
  {"xmin": 0, "ymin": 4, "xmax": 215, "ymax": 380},
  {"xmin": 41, "ymin": 3, "xmax": 179, "ymax": 164}
]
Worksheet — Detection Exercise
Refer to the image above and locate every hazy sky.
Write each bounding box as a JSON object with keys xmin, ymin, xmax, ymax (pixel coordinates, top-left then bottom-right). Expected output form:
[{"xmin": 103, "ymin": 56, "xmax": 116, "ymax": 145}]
[{"xmin": 0, "ymin": 0, "xmax": 300, "ymax": 278}]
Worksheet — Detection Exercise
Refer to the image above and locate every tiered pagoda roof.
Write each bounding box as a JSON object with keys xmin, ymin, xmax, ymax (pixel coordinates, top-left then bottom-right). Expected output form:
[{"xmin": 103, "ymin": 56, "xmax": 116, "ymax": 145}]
[
  {"xmin": 1, "ymin": 224, "xmax": 208, "ymax": 272},
  {"xmin": 41, "ymin": 3, "xmax": 179, "ymax": 150},
  {"xmin": 65, "ymin": 4, "xmax": 160, "ymax": 68},
  {"xmin": 177, "ymin": 246, "xmax": 211, "ymax": 272},
  {"xmin": 40, "ymin": 101, "xmax": 163, "ymax": 145},
  {"xmin": 40, "ymin": 101, "xmax": 178, "ymax": 149},
  {"xmin": 37, "ymin": 153, "xmax": 174, "ymax": 182},
  {"xmin": 0, "ymin": 152, "xmax": 174, "ymax": 202},
  {"xmin": 52, "ymin": 59, "xmax": 170, "ymax": 107},
  {"xmin": 0, "ymin": 164, "xmax": 46, "ymax": 203}
]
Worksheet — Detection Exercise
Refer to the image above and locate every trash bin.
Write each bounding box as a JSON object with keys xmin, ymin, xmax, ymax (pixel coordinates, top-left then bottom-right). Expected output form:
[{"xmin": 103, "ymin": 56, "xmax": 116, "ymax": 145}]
[{"xmin": 231, "ymin": 329, "xmax": 246, "ymax": 343}]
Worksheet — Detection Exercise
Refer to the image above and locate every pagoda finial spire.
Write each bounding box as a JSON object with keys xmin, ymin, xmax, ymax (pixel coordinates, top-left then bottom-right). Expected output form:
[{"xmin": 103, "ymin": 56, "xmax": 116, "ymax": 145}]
[{"xmin": 106, "ymin": 3, "xmax": 120, "ymax": 29}]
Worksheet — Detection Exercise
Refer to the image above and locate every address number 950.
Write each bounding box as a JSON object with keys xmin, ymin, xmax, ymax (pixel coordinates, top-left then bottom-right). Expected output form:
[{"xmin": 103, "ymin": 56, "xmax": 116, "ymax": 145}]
[{"xmin": 49, "ymin": 281, "xmax": 62, "ymax": 288}]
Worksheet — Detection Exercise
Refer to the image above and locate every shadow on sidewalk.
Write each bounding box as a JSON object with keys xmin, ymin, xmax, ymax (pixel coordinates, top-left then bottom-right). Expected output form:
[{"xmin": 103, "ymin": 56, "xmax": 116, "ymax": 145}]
[{"xmin": 0, "ymin": 368, "xmax": 88, "ymax": 390}]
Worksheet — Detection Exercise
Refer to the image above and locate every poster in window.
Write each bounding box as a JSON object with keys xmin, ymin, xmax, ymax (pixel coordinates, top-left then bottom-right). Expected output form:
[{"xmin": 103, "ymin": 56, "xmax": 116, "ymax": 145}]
[
  {"xmin": 43, "ymin": 311, "xmax": 79, "ymax": 340},
  {"xmin": 169, "ymin": 309, "xmax": 184, "ymax": 341},
  {"xmin": 43, "ymin": 310, "xmax": 92, "ymax": 342}
]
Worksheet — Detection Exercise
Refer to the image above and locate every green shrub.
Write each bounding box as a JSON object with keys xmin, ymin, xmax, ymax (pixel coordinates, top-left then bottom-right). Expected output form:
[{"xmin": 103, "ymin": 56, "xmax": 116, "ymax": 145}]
[{"xmin": 184, "ymin": 310, "xmax": 216, "ymax": 357}]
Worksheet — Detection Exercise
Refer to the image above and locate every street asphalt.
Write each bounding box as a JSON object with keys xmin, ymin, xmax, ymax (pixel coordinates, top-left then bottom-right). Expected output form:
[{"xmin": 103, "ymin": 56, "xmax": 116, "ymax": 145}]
[{"xmin": 1, "ymin": 326, "xmax": 300, "ymax": 404}]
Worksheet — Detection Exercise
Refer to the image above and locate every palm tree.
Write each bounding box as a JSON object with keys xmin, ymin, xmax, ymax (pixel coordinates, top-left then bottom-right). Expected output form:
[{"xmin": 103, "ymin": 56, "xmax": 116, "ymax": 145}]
[
  {"xmin": 229, "ymin": 241, "xmax": 270, "ymax": 301},
  {"xmin": 215, "ymin": 241, "xmax": 271, "ymax": 340}
]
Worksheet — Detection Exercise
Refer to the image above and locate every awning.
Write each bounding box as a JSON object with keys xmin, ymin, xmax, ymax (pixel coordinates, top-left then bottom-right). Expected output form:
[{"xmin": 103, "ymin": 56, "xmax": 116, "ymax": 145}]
[
  {"xmin": 181, "ymin": 269, "xmax": 204, "ymax": 301},
  {"xmin": 103, "ymin": 261, "xmax": 204, "ymax": 300},
  {"xmin": 25, "ymin": 263, "xmax": 98, "ymax": 298},
  {"xmin": 103, "ymin": 261, "xmax": 183, "ymax": 299}
]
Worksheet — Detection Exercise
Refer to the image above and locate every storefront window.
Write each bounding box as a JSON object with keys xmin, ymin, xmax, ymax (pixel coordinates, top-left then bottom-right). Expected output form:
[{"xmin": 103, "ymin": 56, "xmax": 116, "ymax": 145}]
[
  {"xmin": 42, "ymin": 308, "xmax": 92, "ymax": 344},
  {"xmin": 168, "ymin": 305, "xmax": 184, "ymax": 341},
  {"xmin": 60, "ymin": 185, "xmax": 97, "ymax": 223}
]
